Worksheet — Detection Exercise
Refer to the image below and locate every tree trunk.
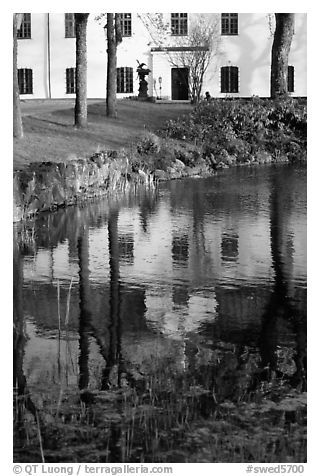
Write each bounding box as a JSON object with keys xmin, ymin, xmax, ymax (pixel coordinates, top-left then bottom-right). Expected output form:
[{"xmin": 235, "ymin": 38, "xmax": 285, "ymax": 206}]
[
  {"xmin": 270, "ymin": 13, "xmax": 295, "ymax": 98},
  {"xmin": 106, "ymin": 13, "xmax": 122, "ymax": 118},
  {"xmin": 13, "ymin": 14, "xmax": 23, "ymax": 139},
  {"xmin": 74, "ymin": 13, "xmax": 89, "ymax": 128}
]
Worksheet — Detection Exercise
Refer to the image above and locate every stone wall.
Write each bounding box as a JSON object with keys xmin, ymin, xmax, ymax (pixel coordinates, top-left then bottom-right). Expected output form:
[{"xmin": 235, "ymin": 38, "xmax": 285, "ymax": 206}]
[{"xmin": 13, "ymin": 152, "xmax": 155, "ymax": 222}]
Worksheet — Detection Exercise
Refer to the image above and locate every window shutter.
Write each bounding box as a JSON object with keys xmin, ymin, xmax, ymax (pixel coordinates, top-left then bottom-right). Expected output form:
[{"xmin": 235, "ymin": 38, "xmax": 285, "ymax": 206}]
[
  {"xmin": 17, "ymin": 13, "xmax": 31, "ymax": 39},
  {"xmin": 288, "ymin": 66, "xmax": 294, "ymax": 93},
  {"xmin": 65, "ymin": 13, "xmax": 75, "ymax": 38},
  {"xmin": 66, "ymin": 68, "xmax": 76, "ymax": 94},
  {"xmin": 221, "ymin": 67, "xmax": 228, "ymax": 93},
  {"xmin": 230, "ymin": 66, "xmax": 239, "ymax": 93},
  {"xmin": 18, "ymin": 68, "xmax": 33, "ymax": 94},
  {"xmin": 117, "ymin": 67, "xmax": 133, "ymax": 93}
]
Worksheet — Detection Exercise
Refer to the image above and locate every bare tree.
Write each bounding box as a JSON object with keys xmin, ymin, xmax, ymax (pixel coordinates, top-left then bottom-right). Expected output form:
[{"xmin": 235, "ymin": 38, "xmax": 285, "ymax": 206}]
[
  {"xmin": 13, "ymin": 14, "xmax": 24, "ymax": 139},
  {"xmin": 74, "ymin": 13, "xmax": 89, "ymax": 128},
  {"xmin": 139, "ymin": 14, "xmax": 221, "ymax": 103},
  {"xmin": 270, "ymin": 13, "xmax": 295, "ymax": 98}
]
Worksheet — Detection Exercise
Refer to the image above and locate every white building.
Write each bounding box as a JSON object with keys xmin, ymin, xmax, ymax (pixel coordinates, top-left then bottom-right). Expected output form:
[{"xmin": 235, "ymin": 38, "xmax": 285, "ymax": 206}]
[{"xmin": 16, "ymin": 13, "xmax": 307, "ymax": 100}]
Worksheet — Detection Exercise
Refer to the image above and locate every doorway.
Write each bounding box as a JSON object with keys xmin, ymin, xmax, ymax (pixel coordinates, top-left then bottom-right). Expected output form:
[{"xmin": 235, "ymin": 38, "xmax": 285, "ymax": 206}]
[{"xmin": 171, "ymin": 68, "xmax": 189, "ymax": 100}]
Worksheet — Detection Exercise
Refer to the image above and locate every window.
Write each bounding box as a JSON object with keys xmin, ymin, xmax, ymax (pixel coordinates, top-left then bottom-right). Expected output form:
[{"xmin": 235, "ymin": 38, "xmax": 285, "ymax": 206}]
[
  {"xmin": 17, "ymin": 13, "xmax": 31, "ymax": 39},
  {"xmin": 171, "ymin": 13, "xmax": 188, "ymax": 36},
  {"xmin": 221, "ymin": 66, "xmax": 239, "ymax": 93},
  {"xmin": 18, "ymin": 69, "xmax": 33, "ymax": 94},
  {"xmin": 221, "ymin": 13, "xmax": 238, "ymax": 35},
  {"xmin": 66, "ymin": 68, "xmax": 76, "ymax": 94},
  {"xmin": 65, "ymin": 13, "xmax": 75, "ymax": 38},
  {"xmin": 288, "ymin": 65, "xmax": 294, "ymax": 93},
  {"xmin": 118, "ymin": 233, "xmax": 134, "ymax": 264},
  {"xmin": 119, "ymin": 13, "xmax": 132, "ymax": 37},
  {"xmin": 117, "ymin": 67, "xmax": 133, "ymax": 93}
]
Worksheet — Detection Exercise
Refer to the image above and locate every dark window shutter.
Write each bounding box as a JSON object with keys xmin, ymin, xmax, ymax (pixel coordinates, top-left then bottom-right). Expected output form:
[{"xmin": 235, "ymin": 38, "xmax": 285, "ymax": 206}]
[
  {"xmin": 288, "ymin": 66, "xmax": 294, "ymax": 92},
  {"xmin": 17, "ymin": 13, "xmax": 31, "ymax": 39},
  {"xmin": 119, "ymin": 13, "xmax": 132, "ymax": 37},
  {"xmin": 230, "ymin": 66, "xmax": 239, "ymax": 93},
  {"xmin": 18, "ymin": 68, "xmax": 33, "ymax": 94},
  {"xmin": 221, "ymin": 67, "xmax": 228, "ymax": 93},
  {"xmin": 221, "ymin": 13, "xmax": 238, "ymax": 35},
  {"xmin": 65, "ymin": 13, "xmax": 75, "ymax": 38},
  {"xmin": 66, "ymin": 67, "xmax": 76, "ymax": 94},
  {"xmin": 117, "ymin": 67, "xmax": 133, "ymax": 93}
]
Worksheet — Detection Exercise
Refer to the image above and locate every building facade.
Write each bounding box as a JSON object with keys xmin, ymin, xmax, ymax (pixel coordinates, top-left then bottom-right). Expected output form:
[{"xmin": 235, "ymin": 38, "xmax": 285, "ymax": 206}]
[{"xmin": 16, "ymin": 13, "xmax": 307, "ymax": 100}]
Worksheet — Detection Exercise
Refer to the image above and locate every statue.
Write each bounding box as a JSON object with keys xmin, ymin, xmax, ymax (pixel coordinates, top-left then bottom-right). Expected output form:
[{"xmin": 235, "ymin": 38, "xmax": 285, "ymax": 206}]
[{"xmin": 136, "ymin": 60, "xmax": 151, "ymax": 100}]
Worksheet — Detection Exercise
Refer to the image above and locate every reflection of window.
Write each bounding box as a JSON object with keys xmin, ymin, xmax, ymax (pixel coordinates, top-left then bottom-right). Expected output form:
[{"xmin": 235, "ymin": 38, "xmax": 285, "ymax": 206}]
[
  {"xmin": 17, "ymin": 13, "xmax": 31, "ymax": 39},
  {"xmin": 221, "ymin": 233, "xmax": 239, "ymax": 262},
  {"xmin": 66, "ymin": 68, "xmax": 76, "ymax": 94},
  {"xmin": 18, "ymin": 68, "xmax": 33, "ymax": 94},
  {"xmin": 119, "ymin": 13, "xmax": 132, "ymax": 37},
  {"xmin": 221, "ymin": 13, "xmax": 238, "ymax": 35},
  {"xmin": 288, "ymin": 65, "xmax": 294, "ymax": 93},
  {"xmin": 173, "ymin": 285, "xmax": 189, "ymax": 307},
  {"xmin": 221, "ymin": 66, "xmax": 239, "ymax": 93},
  {"xmin": 119, "ymin": 234, "xmax": 134, "ymax": 264},
  {"xmin": 117, "ymin": 67, "xmax": 133, "ymax": 93},
  {"xmin": 172, "ymin": 234, "xmax": 189, "ymax": 266},
  {"xmin": 65, "ymin": 13, "xmax": 75, "ymax": 38},
  {"xmin": 171, "ymin": 13, "xmax": 188, "ymax": 36}
]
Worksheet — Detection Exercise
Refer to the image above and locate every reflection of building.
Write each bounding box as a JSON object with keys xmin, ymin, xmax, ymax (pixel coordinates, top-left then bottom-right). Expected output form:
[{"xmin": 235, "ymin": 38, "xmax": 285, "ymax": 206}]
[
  {"xmin": 16, "ymin": 13, "xmax": 307, "ymax": 99},
  {"xmin": 19, "ymin": 167, "xmax": 307, "ymax": 383}
]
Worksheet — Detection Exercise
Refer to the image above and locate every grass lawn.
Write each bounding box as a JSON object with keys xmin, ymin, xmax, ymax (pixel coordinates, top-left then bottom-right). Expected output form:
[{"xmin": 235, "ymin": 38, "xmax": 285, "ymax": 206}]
[{"xmin": 13, "ymin": 99, "xmax": 192, "ymax": 170}]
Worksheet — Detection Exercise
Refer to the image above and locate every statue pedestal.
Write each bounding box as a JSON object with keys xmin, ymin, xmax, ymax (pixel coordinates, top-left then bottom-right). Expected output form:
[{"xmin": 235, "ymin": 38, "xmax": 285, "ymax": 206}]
[
  {"xmin": 137, "ymin": 66, "xmax": 151, "ymax": 101},
  {"xmin": 138, "ymin": 79, "xmax": 149, "ymax": 100}
]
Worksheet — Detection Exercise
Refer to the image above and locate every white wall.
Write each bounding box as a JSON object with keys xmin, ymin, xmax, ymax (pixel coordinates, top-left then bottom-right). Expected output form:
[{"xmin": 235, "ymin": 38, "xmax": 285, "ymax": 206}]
[
  {"xmin": 49, "ymin": 14, "xmax": 107, "ymax": 98},
  {"xmin": 203, "ymin": 13, "xmax": 307, "ymax": 98},
  {"xmin": 17, "ymin": 13, "xmax": 48, "ymax": 99},
  {"xmin": 17, "ymin": 13, "xmax": 307, "ymax": 99}
]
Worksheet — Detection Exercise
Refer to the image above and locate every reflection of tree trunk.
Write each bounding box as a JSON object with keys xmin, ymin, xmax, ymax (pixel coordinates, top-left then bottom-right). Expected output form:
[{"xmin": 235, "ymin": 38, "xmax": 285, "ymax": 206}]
[
  {"xmin": 13, "ymin": 239, "xmax": 37, "ymax": 428},
  {"xmin": 76, "ymin": 215, "xmax": 124, "ymax": 392},
  {"xmin": 101, "ymin": 210, "xmax": 122, "ymax": 389},
  {"xmin": 258, "ymin": 172, "xmax": 307, "ymax": 389},
  {"xmin": 259, "ymin": 178, "xmax": 286, "ymax": 377},
  {"xmin": 77, "ymin": 226, "xmax": 91, "ymax": 391},
  {"xmin": 191, "ymin": 184, "xmax": 212, "ymax": 277},
  {"xmin": 290, "ymin": 312, "xmax": 307, "ymax": 391},
  {"xmin": 139, "ymin": 192, "xmax": 158, "ymax": 234},
  {"xmin": 13, "ymin": 240, "xmax": 26, "ymax": 392}
]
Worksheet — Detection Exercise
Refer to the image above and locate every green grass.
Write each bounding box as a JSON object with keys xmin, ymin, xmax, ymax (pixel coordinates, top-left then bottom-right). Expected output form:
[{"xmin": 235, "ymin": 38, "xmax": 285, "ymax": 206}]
[{"xmin": 13, "ymin": 99, "xmax": 192, "ymax": 170}]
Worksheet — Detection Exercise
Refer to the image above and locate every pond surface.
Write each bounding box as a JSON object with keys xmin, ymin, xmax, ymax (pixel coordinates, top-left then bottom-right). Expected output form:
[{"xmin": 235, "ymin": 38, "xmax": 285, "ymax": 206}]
[{"xmin": 14, "ymin": 164, "xmax": 307, "ymax": 463}]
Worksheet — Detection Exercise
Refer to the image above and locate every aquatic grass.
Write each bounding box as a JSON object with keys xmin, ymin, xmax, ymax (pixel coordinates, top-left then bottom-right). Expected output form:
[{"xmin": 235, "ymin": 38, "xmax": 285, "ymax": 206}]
[
  {"xmin": 65, "ymin": 277, "xmax": 74, "ymax": 327},
  {"xmin": 56, "ymin": 277, "xmax": 75, "ymax": 412},
  {"xmin": 35, "ymin": 410, "xmax": 45, "ymax": 463},
  {"xmin": 14, "ymin": 340, "xmax": 306, "ymax": 463}
]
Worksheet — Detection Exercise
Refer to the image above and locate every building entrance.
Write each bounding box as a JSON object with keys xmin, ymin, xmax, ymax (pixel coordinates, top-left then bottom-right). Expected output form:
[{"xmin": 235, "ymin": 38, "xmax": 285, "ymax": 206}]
[{"xmin": 171, "ymin": 68, "xmax": 189, "ymax": 100}]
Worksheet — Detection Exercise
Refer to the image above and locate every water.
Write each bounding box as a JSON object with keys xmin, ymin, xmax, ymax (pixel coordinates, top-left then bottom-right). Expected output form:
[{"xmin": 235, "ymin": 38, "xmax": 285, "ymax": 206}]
[{"xmin": 13, "ymin": 164, "xmax": 307, "ymax": 463}]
